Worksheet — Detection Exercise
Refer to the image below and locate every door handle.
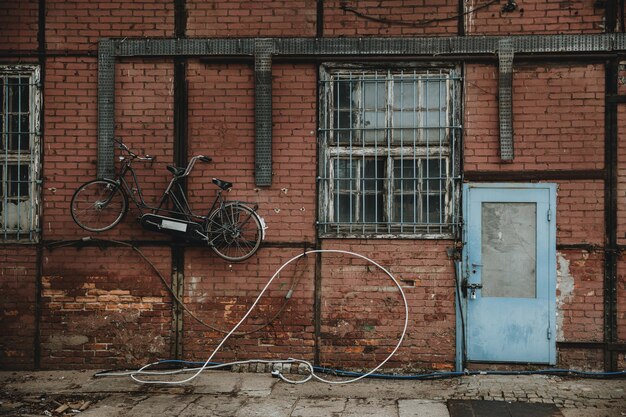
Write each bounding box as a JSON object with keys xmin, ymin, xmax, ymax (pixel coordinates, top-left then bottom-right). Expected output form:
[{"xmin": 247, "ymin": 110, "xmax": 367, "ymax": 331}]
[
  {"xmin": 467, "ymin": 283, "xmax": 483, "ymax": 299},
  {"xmin": 461, "ymin": 280, "xmax": 483, "ymax": 299}
]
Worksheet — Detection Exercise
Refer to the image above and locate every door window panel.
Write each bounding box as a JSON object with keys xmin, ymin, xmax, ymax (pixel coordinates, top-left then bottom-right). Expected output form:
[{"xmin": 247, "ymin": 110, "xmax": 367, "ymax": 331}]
[{"xmin": 481, "ymin": 202, "xmax": 537, "ymax": 298}]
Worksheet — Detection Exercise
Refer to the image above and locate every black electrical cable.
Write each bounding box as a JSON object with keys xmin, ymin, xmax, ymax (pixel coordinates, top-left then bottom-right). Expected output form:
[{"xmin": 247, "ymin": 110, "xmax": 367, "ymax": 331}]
[
  {"xmin": 46, "ymin": 237, "xmax": 307, "ymax": 336},
  {"xmin": 340, "ymin": 0, "xmax": 501, "ymax": 28}
]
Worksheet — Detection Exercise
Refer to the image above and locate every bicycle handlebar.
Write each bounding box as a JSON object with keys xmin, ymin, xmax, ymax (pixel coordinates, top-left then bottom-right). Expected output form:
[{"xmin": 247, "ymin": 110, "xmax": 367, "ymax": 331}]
[
  {"xmin": 180, "ymin": 155, "xmax": 211, "ymax": 177},
  {"xmin": 114, "ymin": 137, "xmax": 155, "ymax": 162},
  {"xmin": 114, "ymin": 138, "xmax": 213, "ymax": 175}
]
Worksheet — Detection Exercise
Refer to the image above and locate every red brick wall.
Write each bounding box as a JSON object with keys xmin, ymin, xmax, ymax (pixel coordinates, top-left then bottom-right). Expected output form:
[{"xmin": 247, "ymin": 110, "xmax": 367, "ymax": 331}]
[
  {"xmin": 0, "ymin": 0, "xmax": 38, "ymax": 52},
  {"xmin": 323, "ymin": 0, "xmax": 458, "ymax": 36},
  {"xmin": 319, "ymin": 240, "xmax": 457, "ymax": 371},
  {"xmin": 182, "ymin": 240, "xmax": 456, "ymax": 372},
  {"xmin": 45, "ymin": 0, "xmax": 174, "ymax": 52},
  {"xmin": 0, "ymin": 247, "xmax": 37, "ymax": 370},
  {"xmin": 557, "ymin": 250, "xmax": 605, "ymax": 343},
  {"xmin": 263, "ymin": 64, "xmax": 318, "ymax": 242},
  {"xmin": 466, "ymin": 0, "xmax": 604, "ymax": 35},
  {"xmin": 43, "ymin": 58, "xmax": 99, "ymax": 240},
  {"xmin": 186, "ymin": 0, "xmax": 317, "ymax": 37},
  {"xmin": 556, "ymin": 181, "xmax": 604, "ymax": 247},
  {"xmin": 186, "ymin": 63, "xmax": 255, "ymax": 198},
  {"xmin": 556, "ymin": 248, "xmax": 606, "ymax": 371},
  {"xmin": 40, "ymin": 247, "xmax": 171, "ymax": 368},
  {"xmin": 464, "ymin": 63, "xmax": 605, "ymax": 173},
  {"xmin": 186, "ymin": 62, "xmax": 318, "ymax": 243},
  {"xmin": 43, "ymin": 59, "xmax": 175, "ymax": 241},
  {"xmin": 111, "ymin": 60, "xmax": 175, "ymax": 240},
  {"xmin": 182, "ymin": 247, "xmax": 316, "ymax": 363}
]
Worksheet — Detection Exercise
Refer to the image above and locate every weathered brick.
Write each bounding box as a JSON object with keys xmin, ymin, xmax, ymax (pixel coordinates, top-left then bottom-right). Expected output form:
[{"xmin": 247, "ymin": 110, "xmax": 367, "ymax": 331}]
[{"xmin": 0, "ymin": 247, "xmax": 37, "ymax": 370}]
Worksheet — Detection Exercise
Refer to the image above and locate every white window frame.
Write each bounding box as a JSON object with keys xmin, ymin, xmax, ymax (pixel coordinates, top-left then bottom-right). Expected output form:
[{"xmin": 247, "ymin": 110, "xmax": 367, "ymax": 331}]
[
  {"xmin": 1, "ymin": 65, "xmax": 41, "ymax": 242},
  {"xmin": 318, "ymin": 64, "xmax": 461, "ymax": 238}
]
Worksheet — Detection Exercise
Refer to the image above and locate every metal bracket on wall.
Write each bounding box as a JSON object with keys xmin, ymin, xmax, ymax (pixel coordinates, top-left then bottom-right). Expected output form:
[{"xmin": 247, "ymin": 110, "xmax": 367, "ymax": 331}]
[
  {"xmin": 498, "ymin": 38, "xmax": 515, "ymax": 161},
  {"xmin": 97, "ymin": 34, "xmax": 626, "ymax": 183},
  {"xmin": 97, "ymin": 39, "xmax": 116, "ymax": 179},
  {"xmin": 254, "ymin": 39, "xmax": 274, "ymax": 186}
]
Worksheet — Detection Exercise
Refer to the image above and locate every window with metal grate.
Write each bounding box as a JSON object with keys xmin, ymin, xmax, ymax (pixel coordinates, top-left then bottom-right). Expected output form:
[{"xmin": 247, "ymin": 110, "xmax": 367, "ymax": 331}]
[
  {"xmin": 1, "ymin": 66, "xmax": 41, "ymax": 242},
  {"xmin": 318, "ymin": 65, "xmax": 461, "ymax": 238}
]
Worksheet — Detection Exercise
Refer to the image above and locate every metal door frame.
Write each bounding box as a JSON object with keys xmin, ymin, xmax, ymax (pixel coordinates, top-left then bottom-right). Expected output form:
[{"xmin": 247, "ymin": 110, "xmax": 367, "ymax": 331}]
[{"xmin": 457, "ymin": 183, "xmax": 557, "ymax": 368}]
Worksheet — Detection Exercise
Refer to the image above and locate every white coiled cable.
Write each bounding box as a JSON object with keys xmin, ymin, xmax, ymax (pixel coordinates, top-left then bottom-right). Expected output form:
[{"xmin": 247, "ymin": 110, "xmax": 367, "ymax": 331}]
[{"xmin": 99, "ymin": 250, "xmax": 409, "ymax": 385}]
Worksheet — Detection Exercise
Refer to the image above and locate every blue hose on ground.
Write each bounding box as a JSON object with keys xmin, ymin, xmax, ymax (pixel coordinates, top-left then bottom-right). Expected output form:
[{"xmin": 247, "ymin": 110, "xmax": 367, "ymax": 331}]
[{"xmin": 98, "ymin": 359, "xmax": 624, "ymax": 380}]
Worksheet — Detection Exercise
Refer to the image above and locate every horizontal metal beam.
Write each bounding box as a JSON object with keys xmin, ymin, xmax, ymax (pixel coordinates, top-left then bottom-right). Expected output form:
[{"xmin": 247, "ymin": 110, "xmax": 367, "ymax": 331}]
[
  {"xmin": 108, "ymin": 34, "xmax": 626, "ymax": 58},
  {"xmin": 558, "ymin": 341, "xmax": 626, "ymax": 352},
  {"xmin": 98, "ymin": 34, "xmax": 626, "ymax": 180},
  {"xmin": 464, "ymin": 169, "xmax": 606, "ymax": 181}
]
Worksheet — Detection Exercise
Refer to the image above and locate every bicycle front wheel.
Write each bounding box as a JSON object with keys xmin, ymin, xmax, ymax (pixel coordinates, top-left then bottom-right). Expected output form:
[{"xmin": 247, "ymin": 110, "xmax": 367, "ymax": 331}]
[
  {"xmin": 71, "ymin": 179, "xmax": 128, "ymax": 232},
  {"xmin": 207, "ymin": 203, "xmax": 263, "ymax": 262}
]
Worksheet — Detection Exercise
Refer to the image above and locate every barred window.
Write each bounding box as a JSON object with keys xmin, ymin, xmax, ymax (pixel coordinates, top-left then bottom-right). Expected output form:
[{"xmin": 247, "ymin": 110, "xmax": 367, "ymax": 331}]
[
  {"xmin": 1, "ymin": 66, "xmax": 40, "ymax": 242},
  {"xmin": 318, "ymin": 66, "xmax": 461, "ymax": 237}
]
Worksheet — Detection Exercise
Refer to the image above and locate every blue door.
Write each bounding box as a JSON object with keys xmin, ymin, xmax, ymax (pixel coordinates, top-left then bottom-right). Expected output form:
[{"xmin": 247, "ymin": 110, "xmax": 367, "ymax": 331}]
[{"xmin": 462, "ymin": 184, "xmax": 556, "ymax": 364}]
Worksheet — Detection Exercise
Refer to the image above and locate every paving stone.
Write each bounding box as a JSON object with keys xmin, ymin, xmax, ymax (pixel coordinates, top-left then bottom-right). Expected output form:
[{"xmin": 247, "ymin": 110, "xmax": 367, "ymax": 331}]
[
  {"xmin": 290, "ymin": 398, "xmax": 346, "ymax": 416},
  {"xmin": 398, "ymin": 399, "xmax": 449, "ymax": 417},
  {"xmin": 179, "ymin": 395, "xmax": 247, "ymax": 416},
  {"xmin": 342, "ymin": 398, "xmax": 397, "ymax": 417},
  {"xmin": 234, "ymin": 398, "xmax": 295, "ymax": 417}
]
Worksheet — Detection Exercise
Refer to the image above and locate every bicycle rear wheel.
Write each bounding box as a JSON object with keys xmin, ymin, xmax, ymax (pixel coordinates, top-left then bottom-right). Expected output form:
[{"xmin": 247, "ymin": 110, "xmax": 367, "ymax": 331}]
[
  {"xmin": 71, "ymin": 179, "xmax": 128, "ymax": 232},
  {"xmin": 207, "ymin": 203, "xmax": 263, "ymax": 262}
]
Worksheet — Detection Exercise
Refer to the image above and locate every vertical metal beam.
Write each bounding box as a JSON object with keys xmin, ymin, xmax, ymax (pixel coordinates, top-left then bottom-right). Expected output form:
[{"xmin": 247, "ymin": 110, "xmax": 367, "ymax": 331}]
[
  {"xmin": 171, "ymin": 0, "xmax": 187, "ymax": 361},
  {"xmin": 603, "ymin": 57, "xmax": 619, "ymax": 372},
  {"xmin": 174, "ymin": 60, "xmax": 188, "ymax": 173},
  {"xmin": 254, "ymin": 40, "xmax": 274, "ymax": 186},
  {"xmin": 97, "ymin": 39, "xmax": 116, "ymax": 179},
  {"xmin": 35, "ymin": 0, "xmax": 46, "ymax": 369},
  {"xmin": 457, "ymin": 0, "xmax": 465, "ymax": 36},
  {"xmin": 170, "ymin": 60, "xmax": 187, "ymax": 361},
  {"xmin": 170, "ymin": 248, "xmax": 185, "ymax": 360},
  {"xmin": 607, "ymin": 0, "xmax": 618, "ymax": 33},
  {"xmin": 314, "ymin": 250, "xmax": 322, "ymax": 366},
  {"xmin": 317, "ymin": 0, "xmax": 324, "ymax": 37},
  {"xmin": 498, "ymin": 39, "xmax": 514, "ymax": 161},
  {"xmin": 174, "ymin": 0, "xmax": 186, "ymax": 38},
  {"xmin": 618, "ymin": 0, "xmax": 626, "ymax": 32}
]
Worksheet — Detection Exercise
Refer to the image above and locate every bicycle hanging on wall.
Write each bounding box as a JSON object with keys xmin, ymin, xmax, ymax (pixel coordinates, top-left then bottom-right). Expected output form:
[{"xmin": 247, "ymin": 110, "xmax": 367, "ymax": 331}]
[{"xmin": 70, "ymin": 138, "xmax": 265, "ymax": 262}]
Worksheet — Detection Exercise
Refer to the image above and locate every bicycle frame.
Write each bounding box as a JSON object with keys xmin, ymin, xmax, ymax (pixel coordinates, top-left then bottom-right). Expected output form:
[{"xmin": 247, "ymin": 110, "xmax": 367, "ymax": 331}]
[{"xmin": 111, "ymin": 157, "xmax": 220, "ymax": 224}]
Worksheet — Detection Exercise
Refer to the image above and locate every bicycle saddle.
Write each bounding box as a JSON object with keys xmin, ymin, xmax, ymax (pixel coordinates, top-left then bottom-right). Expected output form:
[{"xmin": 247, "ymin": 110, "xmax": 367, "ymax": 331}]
[
  {"xmin": 212, "ymin": 178, "xmax": 232, "ymax": 190},
  {"xmin": 167, "ymin": 165, "xmax": 186, "ymax": 177}
]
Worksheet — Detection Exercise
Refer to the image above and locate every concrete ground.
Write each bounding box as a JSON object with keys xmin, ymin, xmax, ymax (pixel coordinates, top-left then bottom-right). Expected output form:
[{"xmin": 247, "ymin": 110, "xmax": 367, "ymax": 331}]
[{"xmin": 0, "ymin": 369, "xmax": 624, "ymax": 416}]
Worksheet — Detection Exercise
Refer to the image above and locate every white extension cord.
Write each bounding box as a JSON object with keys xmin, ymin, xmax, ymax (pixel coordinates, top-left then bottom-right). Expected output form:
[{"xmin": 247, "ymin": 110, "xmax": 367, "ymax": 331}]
[{"xmin": 97, "ymin": 250, "xmax": 409, "ymax": 385}]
